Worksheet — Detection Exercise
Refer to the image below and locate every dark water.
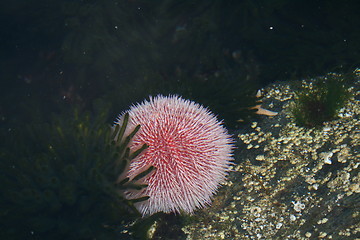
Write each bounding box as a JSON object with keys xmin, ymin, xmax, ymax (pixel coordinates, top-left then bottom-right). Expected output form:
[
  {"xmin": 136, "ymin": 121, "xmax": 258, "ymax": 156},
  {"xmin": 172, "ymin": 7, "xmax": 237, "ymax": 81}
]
[
  {"xmin": 0, "ymin": 0, "xmax": 359, "ymax": 239},
  {"xmin": 1, "ymin": 0, "xmax": 360, "ymax": 123}
]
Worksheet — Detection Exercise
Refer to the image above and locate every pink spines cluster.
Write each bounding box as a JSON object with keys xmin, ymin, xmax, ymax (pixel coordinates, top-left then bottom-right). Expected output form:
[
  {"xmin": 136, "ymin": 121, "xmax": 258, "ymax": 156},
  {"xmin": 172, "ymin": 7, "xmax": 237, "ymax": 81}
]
[{"xmin": 115, "ymin": 95, "xmax": 234, "ymax": 216}]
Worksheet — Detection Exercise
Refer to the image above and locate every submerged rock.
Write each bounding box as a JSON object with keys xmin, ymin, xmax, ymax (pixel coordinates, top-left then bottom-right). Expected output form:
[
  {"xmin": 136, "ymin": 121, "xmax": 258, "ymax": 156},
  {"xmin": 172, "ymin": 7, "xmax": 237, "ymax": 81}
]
[{"xmin": 183, "ymin": 71, "xmax": 360, "ymax": 240}]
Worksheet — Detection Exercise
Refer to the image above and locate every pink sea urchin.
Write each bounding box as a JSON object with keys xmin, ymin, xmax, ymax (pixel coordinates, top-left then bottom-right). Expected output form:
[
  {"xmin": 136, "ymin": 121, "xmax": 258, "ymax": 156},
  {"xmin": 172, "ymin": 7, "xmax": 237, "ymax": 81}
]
[{"xmin": 115, "ymin": 95, "xmax": 234, "ymax": 216}]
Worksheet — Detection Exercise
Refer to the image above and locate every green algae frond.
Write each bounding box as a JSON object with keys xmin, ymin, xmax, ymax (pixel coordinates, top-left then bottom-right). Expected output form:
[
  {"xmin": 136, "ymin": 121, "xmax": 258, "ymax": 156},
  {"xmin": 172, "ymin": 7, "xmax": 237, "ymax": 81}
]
[
  {"xmin": 0, "ymin": 107, "xmax": 148, "ymax": 239},
  {"xmin": 291, "ymin": 73, "xmax": 352, "ymax": 127}
]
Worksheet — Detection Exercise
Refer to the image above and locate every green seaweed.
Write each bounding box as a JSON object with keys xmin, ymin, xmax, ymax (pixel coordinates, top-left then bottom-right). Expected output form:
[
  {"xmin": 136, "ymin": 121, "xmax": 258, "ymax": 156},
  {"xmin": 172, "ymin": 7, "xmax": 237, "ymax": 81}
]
[
  {"xmin": 290, "ymin": 73, "xmax": 352, "ymax": 127},
  {"xmin": 0, "ymin": 105, "xmax": 149, "ymax": 239}
]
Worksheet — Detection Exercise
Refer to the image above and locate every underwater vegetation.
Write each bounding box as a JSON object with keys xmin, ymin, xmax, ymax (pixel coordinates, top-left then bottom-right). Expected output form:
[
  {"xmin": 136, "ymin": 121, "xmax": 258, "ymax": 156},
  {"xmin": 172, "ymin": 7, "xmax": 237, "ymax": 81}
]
[
  {"xmin": 103, "ymin": 46, "xmax": 262, "ymax": 129},
  {"xmin": 0, "ymin": 102, "xmax": 149, "ymax": 239},
  {"xmin": 4, "ymin": 0, "xmax": 360, "ymax": 130},
  {"xmin": 59, "ymin": 0, "xmax": 263, "ymax": 129},
  {"xmin": 290, "ymin": 73, "xmax": 352, "ymax": 127},
  {"xmin": 0, "ymin": 0, "xmax": 263, "ymax": 130}
]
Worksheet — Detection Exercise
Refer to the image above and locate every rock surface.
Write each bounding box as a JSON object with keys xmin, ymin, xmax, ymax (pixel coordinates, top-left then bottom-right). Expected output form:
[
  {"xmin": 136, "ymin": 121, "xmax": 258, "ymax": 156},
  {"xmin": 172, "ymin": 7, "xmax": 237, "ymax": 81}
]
[{"xmin": 182, "ymin": 71, "xmax": 360, "ymax": 240}]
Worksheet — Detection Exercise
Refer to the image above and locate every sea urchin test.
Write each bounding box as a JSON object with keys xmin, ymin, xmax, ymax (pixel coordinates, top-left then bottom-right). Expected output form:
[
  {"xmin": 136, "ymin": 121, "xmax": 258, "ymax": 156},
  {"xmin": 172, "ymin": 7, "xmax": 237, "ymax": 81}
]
[{"xmin": 115, "ymin": 95, "xmax": 234, "ymax": 216}]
